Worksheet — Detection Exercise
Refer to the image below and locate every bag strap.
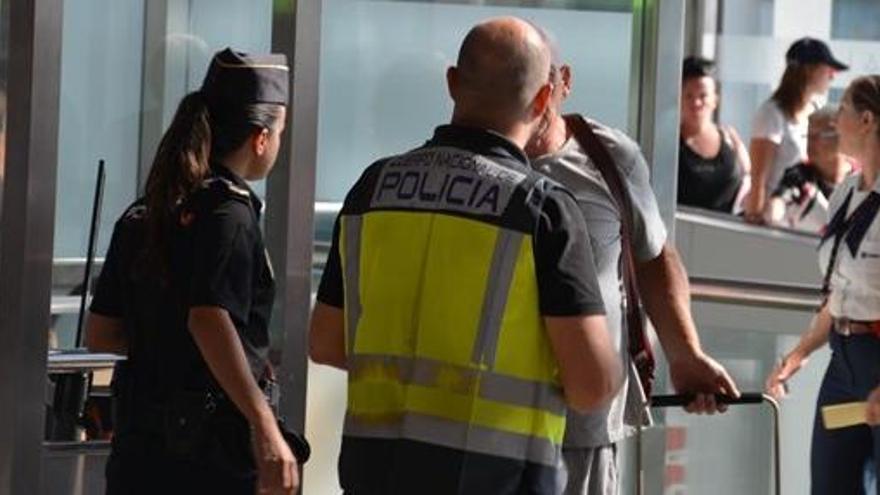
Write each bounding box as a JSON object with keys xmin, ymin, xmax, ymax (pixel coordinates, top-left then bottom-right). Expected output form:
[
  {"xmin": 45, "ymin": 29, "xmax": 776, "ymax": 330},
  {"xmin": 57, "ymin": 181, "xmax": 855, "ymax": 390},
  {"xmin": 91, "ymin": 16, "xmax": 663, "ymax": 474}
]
[{"xmin": 563, "ymin": 113, "xmax": 656, "ymax": 395}]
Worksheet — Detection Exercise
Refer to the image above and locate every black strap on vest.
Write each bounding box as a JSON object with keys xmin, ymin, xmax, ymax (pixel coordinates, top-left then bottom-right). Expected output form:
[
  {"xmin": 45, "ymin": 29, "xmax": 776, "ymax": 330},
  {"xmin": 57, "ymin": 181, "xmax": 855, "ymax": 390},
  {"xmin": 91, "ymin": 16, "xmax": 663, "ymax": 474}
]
[{"xmin": 564, "ymin": 113, "xmax": 656, "ymax": 396}]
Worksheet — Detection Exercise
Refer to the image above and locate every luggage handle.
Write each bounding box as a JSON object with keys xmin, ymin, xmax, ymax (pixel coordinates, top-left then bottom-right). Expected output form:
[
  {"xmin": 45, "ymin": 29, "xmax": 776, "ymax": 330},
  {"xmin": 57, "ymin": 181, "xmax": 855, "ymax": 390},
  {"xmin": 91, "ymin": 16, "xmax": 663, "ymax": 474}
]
[{"xmin": 650, "ymin": 392, "xmax": 766, "ymax": 408}]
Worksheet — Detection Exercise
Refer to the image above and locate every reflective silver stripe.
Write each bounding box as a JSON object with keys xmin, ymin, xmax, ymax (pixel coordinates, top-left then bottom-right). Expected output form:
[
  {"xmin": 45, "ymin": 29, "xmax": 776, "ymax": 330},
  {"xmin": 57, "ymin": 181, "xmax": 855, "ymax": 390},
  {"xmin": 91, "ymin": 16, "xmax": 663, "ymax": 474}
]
[
  {"xmin": 349, "ymin": 354, "xmax": 565, "ymax": 416},
  {"xmin": 472, "ymin": 229, "xmax": 523, "ymax": 367},
  {"xmin": 343, "ymin": 215, "xmax": 363, "ymax": 353},
  {"xmin": 479, "ymin": 372, "xmax": 566, "ymax": 416},
  {"xmin": 344, "ymin": 411, "xmax": 561, "ymax": 467}
]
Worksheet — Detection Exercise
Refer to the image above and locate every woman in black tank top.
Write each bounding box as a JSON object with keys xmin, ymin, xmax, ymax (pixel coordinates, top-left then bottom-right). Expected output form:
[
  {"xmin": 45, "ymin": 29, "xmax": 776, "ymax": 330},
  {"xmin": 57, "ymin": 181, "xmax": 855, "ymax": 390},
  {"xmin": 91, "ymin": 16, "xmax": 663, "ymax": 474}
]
[
  {"xmin": 679, "ymin": 129, "xmax": 742, "ymax": 211},
  {"xmin": 678, "ymin": 57, "xmax": 751, "ymax": 213}
]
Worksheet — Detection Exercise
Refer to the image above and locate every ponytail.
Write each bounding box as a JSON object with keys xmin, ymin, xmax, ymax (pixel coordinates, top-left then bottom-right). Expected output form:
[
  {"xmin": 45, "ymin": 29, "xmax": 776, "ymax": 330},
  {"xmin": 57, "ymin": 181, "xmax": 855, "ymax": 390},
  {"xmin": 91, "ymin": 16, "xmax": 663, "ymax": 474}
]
[
  {"xmin": 140, "ymin": 90, "xmax": 284, "ymax": 279},
  {"xmin": 143, "ymin": 91, "xmax": 211, "ymax": 278}
]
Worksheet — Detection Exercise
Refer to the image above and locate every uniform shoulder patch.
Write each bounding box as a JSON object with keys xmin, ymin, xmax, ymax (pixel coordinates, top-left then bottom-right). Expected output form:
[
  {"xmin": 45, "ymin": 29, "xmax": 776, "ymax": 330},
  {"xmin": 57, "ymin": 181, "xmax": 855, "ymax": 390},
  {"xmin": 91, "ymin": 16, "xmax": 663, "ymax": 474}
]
[
  {"xmin": 122, "ymin": 203, "xmax": 147, "ymax": 221},
  {"xmin": 178, "ymin": 177, "xmax": 253, "ymax": 226},
  {"xmin": 188, "ymin": 177, "xmax": 252, "ymax": 210},
  {"xmin": 204, "ymin": 177, "xmax": 251, "ymax": 200}
]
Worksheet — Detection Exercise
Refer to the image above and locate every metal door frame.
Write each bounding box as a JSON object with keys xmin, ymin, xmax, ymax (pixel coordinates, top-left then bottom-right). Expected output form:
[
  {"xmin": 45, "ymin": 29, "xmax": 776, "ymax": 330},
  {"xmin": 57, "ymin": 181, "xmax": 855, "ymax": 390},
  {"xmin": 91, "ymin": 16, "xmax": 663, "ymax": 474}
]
[{"xmin": 0, "ymin": 0, "xmax": 64, "ymax": 492}]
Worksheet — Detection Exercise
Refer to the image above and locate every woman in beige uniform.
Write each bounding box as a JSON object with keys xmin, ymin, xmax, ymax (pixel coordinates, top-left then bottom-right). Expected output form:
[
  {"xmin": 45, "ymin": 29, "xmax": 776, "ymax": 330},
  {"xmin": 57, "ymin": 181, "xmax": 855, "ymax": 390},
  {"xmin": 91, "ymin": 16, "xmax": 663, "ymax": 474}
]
[{"xmin": 767, "ymin": 75, "xmax": 880, "ymax": 494}]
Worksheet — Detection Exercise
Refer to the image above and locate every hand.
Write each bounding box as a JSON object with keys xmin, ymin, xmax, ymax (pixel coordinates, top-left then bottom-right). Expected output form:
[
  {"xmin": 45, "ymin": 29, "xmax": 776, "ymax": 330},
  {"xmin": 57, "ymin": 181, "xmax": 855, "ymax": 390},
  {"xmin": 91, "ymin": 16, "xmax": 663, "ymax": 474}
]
[
  {"xmin": 766, "ymin": 198, "xmax": 787, "ymax": 226},
  {"xmin": 866, "ymin": 386, "xmax": 880, "ymax": 426},
  {"xmin": 764, "ymin": 351, "xmax": 807, "ymax": 400},
  {"xmin": 252, "ymin": 420, "xmax": 299, "ymax": 495},
  {"xmin": 743, "ymin": 189, "xmax": 766, "ymax": 225},
  {"xmin": 669, "ymin": 351, "xmax": 740, "ymax": 414},
  {"xmin": 743, "ymin": 210, "xmax": 766, "ymax": 225}
]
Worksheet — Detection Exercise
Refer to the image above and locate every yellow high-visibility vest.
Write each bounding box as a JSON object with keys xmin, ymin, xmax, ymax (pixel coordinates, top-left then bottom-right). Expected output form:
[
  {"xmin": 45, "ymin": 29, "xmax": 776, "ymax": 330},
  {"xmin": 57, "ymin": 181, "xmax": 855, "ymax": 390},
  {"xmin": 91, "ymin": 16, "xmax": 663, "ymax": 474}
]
[{"xmin": 339, "ymin": 146, "xmax": 567, "ymax": 467}]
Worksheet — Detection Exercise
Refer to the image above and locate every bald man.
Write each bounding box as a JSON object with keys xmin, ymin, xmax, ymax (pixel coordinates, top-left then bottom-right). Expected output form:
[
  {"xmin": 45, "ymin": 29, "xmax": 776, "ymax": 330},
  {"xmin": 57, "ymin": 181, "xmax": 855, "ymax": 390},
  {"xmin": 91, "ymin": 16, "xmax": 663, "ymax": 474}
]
[
  {"xmin": 310, "ymin": 17, "xmax": 622, "ymax": 494},
  {"xmin": 525, "ymin": 30, "xmax": 740, "ymax": 495}
]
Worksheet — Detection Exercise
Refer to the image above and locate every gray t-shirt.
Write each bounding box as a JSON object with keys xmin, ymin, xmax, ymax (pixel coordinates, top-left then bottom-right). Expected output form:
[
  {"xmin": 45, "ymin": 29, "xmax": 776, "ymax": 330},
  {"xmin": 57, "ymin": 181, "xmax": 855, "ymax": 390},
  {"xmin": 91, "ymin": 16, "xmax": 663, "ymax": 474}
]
[{"xmin": 532, "ymin": 119, "xmax": 667, "ymax": 448}]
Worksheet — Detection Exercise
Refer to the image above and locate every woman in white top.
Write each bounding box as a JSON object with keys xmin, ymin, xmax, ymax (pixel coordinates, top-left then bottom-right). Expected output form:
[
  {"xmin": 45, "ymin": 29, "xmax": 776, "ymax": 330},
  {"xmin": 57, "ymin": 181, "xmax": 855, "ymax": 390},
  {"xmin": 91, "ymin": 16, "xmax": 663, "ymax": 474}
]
[
  {"xmin": 766, "ymin": 75, "xmax": 880, "ymax": 494},
  {"xmin": 744, "ymin": 37, "xmax": 848, "ymax": 223}
]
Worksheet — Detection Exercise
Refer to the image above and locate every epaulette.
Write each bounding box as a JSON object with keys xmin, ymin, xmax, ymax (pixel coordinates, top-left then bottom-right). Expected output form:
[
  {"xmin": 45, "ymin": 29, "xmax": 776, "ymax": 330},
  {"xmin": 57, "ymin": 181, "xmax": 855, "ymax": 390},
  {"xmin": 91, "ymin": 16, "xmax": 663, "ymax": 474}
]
[
  {"xmin": 123, "ymin": 204, "xmax": 147, "ymax": 220},
  {"xmin": 121, "ymin": 201, "xmax": 147, "ymax": 222},
  {"xmin": 203, "ymin": 177, "xmax": 251, "ymax": 201},
  {"xmin": 187, "ymin": 177, "xmax": 252, "ymax": 210}
]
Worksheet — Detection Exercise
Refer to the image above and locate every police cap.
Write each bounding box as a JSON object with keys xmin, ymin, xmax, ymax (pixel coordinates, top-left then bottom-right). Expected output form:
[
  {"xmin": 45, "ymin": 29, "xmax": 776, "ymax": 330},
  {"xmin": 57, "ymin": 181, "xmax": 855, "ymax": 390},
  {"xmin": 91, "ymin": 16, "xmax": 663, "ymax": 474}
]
[{"xmin": 201, "ymin": 48, "xmax": 289, "ymax": 110}]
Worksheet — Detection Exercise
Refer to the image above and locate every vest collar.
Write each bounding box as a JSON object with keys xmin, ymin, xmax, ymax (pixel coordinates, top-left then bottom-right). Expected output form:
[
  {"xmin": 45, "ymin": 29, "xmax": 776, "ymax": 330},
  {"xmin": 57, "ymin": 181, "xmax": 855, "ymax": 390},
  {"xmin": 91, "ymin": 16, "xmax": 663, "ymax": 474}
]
[{"xmin": 428, "ymin": 125, "xmax": 529, "ymax": 167}]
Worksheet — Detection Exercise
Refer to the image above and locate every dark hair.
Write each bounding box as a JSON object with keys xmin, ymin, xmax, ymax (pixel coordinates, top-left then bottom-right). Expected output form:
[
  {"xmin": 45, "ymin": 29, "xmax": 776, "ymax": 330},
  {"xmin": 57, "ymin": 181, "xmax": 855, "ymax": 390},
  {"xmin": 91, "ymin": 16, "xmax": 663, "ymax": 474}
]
[
  {"xmin": 682, "ymin": 56, "xmax": 716, "ymax": 82},
  {"xmin": 846, "ymin": 75, "xmax": 880, "ymax": 139},
  {"xmin": 771, "ymin": 63, "xmax": 815, "ymax": 119},
  {"xmin": 143, "ymin": 91, "xmax": 283, "ymax": 278}
]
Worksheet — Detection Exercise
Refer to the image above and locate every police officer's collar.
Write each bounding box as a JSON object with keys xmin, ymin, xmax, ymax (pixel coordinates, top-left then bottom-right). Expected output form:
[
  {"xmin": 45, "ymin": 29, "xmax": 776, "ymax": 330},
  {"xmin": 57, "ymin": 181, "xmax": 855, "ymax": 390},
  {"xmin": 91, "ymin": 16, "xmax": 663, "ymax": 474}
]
[
  {"xmin": 211, "ymin": 164, "xmax": 264, "ymax": 217},
  {"xmin": 429, "ymin": 125, "xmax": 529, "ymax": 166}
]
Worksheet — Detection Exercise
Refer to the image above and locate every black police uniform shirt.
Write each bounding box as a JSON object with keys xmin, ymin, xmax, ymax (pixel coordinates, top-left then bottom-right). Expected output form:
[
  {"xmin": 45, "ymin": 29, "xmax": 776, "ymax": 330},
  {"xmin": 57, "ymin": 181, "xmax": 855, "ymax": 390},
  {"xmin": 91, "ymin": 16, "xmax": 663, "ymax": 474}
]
[
  {"xmin": 316, "ymin": 124, "xmax": 606, "ymax": 494},
  {"xmin": 90, "ymin": 164, "xmax": 274, "ymax": 397}
]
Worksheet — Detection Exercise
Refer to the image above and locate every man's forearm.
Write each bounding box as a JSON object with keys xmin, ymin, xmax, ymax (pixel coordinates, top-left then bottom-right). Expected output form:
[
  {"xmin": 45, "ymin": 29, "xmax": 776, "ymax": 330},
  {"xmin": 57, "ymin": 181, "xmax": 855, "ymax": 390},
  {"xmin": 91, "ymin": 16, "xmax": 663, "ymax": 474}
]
[
  {"xmin": 636, "ymin": 245, "xmax": 701, "ymax": 362},
  {"xmin": 309, "ymin": 302, "xmax": 348, "ymax": 370}
]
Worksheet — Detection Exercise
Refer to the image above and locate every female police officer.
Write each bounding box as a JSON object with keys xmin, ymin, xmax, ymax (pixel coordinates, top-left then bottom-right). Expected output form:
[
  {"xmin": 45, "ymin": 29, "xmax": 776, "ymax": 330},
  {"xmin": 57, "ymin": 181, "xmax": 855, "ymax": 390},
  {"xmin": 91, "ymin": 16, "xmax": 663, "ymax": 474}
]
[
  {"xmin": 85, "ymin": 48, "xmax": 297, "ymax": 494},
  {"xmin": 766, "ymin": 75, "xmax": 880, "ymax": 494}
]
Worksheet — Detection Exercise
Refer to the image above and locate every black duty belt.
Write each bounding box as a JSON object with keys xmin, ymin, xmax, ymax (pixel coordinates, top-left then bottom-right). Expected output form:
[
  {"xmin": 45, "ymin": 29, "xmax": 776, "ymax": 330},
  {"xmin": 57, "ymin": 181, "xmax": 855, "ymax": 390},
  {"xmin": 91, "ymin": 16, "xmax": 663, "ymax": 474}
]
[{"xmin": 118, "ymin": 389, "xmax": 242, "ymax": 435}]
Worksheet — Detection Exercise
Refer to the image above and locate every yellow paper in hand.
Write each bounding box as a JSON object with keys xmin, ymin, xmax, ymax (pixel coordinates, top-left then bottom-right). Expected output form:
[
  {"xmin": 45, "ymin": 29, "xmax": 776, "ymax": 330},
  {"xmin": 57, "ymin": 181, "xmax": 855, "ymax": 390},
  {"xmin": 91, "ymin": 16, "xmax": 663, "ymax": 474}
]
[{"xmin": 821, "ymin": 402, "xmax": 867, "ymax": 430}]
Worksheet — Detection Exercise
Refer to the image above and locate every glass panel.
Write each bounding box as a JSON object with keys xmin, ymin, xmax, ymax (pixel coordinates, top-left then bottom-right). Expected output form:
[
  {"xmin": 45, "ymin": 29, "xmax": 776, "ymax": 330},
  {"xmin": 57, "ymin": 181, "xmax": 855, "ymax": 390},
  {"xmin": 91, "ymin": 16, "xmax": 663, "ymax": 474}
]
[
  {"xmin": 51, "ymin": 0, "xmax": 146, "ymax": 352},
  {"xmin": 832, "ymin": 0, "xmax": 880, "ymax": 41},
  {"xmin": 675, "ymin": 8, "xmax": 880, "ymax": 489},
  {"xmin": 314, "ymin": 0, "xmax": 636, "ymax": 203},
  {"xmin": 55, "ymin": 0, "xmax": 144, "ymax": 261},
  {"xmin": 50, "ymin": 0, "xmax": 273, "ymax": 351},
  {"xmin": 653, "ymin": 302, "xmax": 825, "ymax": 495},
  {"xmin": 680, "ymin": 3, "xmax": 880, "ymax": 486},
  {"xmin": 714, "ymin": 2, "xmax": 857, "ymax": 174},
  {"xmin": 307, "ymin": 2, "xmax": 638, "ymax": 492},
  {"xmin": 670, "ymin": 210, "xmax": 827, "ymax": 494},
  {"xmin": 684, "ymin": 0, "xmax": 880, "ymax": 230}
]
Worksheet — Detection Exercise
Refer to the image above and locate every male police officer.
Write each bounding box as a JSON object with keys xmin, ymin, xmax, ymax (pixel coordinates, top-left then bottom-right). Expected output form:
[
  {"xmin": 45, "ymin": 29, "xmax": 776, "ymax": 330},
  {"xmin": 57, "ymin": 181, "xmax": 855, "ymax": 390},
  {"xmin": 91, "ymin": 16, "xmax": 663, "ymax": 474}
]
[
  {"xmin": 310, "ymin": 17, "xmax": 622, "ymax": 494},
  {"xmin": 524, "ymin": 35, "xmax": 741, "ymax": 495}
]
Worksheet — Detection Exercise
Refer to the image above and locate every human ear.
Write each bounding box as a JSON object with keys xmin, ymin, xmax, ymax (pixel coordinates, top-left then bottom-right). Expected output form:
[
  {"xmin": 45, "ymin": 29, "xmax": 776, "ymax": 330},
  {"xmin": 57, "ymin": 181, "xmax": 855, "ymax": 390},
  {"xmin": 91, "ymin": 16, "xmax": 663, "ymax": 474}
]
[
  {"xmin": 560, "ymin": 65, "xmax": 572, "ymax": 98},
  {"xmin": 446, "ymin": 67, "xmax": 459, "ymax": 102},
  {"xmin": 864, "ymin": 112, "xmax": 879, "ymax": 137},
  {"xmin": 253, "ymin": 127, "xmax": 270, "ymax": 156},
  {"xmin": 531, "ymin": 82, "xmax": 553, "ymax": 120}
]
